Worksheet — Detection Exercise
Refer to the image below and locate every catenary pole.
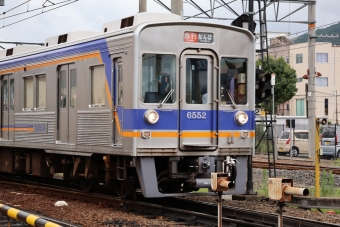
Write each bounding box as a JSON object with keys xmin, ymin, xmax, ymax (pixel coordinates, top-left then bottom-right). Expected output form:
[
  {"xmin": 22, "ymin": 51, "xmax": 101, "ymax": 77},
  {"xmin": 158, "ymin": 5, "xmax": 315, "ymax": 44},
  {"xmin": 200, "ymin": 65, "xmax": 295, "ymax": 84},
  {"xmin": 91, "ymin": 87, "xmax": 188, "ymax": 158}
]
[
  {"xmin": 139, "ymin": 0, "xmax": 147, "ymax": 12},
  {"xmin": 307, "ymin": 0, "xmax": 316, "ymax": 160},
  {"xmin": 307, "ymin": 0, "xmax": 319, "ymax": 197},
  {"xmin": 246, "ymin": 0, "xmax": 255, "ymax": 194},
  {"xmin": 171, "ymin": 0, "xmax": 183, "ymax": 17}
]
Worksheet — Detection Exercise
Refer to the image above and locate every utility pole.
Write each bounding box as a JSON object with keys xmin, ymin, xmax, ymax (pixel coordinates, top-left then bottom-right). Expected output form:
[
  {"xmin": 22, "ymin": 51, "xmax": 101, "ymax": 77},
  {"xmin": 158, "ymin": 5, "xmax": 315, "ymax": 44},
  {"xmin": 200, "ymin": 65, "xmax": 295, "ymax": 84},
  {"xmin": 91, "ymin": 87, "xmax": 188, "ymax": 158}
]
[
  {"xmin": 307, "ymin": 0, "xmax": 316, "ymax": 160},
  {"xmin": 139, "ymin": 0, "xmax": 147, "ymax": 13},
  {"xmin": 336, "ymin": 90, "xmax": 338, "ymax": 125},
  {"xmin": 171, "ymin": 0, "xmax": 183, "ymax": 17}
]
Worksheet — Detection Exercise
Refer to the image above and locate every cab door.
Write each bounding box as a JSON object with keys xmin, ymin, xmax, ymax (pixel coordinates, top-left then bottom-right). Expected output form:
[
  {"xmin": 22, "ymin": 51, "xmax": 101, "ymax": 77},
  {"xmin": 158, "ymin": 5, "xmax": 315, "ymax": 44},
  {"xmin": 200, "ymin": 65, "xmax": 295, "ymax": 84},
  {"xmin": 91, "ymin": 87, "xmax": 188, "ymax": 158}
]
[
  {"xmin": 179, "ymin": 51, "xmax": 218, "ymax": 150},
  {"xmin": 1, "ymin": 74, "xmax": 14, "ymax": 141},
  {"xmin": 112, "ymin": 58, "xmax": 123, "ymax": 146}
]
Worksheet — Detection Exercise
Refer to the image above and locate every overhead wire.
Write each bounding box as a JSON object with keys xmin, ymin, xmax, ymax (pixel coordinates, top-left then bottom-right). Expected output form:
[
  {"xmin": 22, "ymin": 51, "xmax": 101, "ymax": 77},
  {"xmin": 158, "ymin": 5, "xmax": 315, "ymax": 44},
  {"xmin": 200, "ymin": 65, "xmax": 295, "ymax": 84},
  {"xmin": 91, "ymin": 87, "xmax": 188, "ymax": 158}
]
[{"xmin": 0, "ymin": 0, "xmax": 79, "ymax": 29}]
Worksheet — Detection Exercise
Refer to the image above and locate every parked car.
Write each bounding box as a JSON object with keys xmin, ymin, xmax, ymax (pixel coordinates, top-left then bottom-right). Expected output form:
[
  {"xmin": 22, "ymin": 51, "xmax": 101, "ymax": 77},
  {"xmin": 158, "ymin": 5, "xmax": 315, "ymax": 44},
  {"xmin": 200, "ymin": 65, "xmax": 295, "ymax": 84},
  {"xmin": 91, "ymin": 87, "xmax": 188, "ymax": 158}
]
[
  {"xmin": 277, "ymin": 130, "xmax": 309, "ymax": 156},
  {"xmin": 320, "ymin": 126, "xmax": 340, "ymax": 158}
]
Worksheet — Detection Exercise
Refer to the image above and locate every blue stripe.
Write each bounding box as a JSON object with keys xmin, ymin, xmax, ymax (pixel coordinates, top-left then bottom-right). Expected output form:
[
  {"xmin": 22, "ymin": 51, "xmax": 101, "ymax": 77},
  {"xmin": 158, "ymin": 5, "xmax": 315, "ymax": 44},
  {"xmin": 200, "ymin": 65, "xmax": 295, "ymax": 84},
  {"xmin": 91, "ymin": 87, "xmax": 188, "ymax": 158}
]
[{"xmin": 120, "ymin": 109, "xmax": 255, "ymax": 131}]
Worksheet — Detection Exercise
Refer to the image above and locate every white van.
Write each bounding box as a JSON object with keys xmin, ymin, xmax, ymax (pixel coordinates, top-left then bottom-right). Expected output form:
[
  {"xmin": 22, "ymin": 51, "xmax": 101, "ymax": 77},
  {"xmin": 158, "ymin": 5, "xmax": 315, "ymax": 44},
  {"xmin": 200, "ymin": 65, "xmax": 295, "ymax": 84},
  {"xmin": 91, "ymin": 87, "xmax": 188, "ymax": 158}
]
[{"xmin": 277, "ymin": 130, "xmax": 309, "ymax": 156}]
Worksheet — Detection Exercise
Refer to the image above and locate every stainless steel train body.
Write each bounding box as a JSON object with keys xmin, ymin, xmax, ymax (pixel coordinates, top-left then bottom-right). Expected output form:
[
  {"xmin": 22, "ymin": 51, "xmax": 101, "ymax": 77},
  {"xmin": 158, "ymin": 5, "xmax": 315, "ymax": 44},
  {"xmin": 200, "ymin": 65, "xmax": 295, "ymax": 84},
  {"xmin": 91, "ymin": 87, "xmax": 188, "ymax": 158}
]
[{"xmin": 0, "ymin": 13, "xmax": 255, "ymax": 198}]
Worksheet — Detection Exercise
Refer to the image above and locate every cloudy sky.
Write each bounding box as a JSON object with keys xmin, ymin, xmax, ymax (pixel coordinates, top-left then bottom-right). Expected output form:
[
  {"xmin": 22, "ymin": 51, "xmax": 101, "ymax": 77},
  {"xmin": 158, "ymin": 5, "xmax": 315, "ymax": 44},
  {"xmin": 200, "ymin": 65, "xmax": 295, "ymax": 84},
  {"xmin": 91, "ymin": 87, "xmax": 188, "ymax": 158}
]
[{"xmin": 0, "ymin": 0, "xmax": 338, "ymax": 48}]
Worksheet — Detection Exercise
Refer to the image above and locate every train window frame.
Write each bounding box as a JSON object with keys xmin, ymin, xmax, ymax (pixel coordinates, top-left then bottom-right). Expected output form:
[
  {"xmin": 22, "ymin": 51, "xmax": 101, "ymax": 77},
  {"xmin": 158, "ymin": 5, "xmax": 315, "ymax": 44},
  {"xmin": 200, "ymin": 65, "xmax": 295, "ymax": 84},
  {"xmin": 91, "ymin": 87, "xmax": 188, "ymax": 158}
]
[
  {"xmin": 89, "ymin": 64, "xmax": 106, "ymax": 108},
  {"xmin": 22, "ymin": 74, "xmax": 47, "ymax": 112},
  {"xmin": 141, "ymin": 53, "xmax": 177, "ymax": 105},
  {"xmin": 219, "ymin": 57, "xmax": 248, "ymax": 106},
  {"xmin": 23, "ymin": 75, "xmax": 34, "ymax": 111},
  {"xmin": 36, "ymin": 74, "xmax": 46, "ymax": 110}
]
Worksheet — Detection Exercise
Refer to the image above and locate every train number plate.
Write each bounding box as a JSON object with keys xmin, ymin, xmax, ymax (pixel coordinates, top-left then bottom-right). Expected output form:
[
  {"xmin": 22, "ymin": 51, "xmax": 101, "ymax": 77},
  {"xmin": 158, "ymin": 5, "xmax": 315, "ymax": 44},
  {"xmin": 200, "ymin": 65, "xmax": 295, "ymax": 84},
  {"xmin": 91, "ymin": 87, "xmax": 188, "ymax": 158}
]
[
  {"xmin": 186, "ymin": 111, "xmax": 207, "ymax": 119},
  {"xmin": 326, "ymin": 141, "xmax": 330, "ymax": 145}
]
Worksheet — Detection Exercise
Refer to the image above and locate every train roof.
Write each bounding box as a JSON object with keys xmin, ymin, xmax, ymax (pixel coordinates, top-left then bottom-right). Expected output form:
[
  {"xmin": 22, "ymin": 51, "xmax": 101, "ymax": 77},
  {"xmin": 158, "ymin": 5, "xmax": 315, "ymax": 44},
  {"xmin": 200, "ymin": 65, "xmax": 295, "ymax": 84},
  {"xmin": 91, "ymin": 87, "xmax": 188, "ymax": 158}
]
[{"xmin": 0, "ymin": 12, "xmax": 181, "ymax": 61}]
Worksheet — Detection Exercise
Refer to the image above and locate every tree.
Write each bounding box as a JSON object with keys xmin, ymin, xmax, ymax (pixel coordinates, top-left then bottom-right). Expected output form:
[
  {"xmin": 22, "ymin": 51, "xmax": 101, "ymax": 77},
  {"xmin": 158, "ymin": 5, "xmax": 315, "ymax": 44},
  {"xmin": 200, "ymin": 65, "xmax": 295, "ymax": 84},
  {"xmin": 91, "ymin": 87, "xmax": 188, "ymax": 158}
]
[{"xmin": 256, "ymin": 56, "xmax": 297, "ymax": 113}]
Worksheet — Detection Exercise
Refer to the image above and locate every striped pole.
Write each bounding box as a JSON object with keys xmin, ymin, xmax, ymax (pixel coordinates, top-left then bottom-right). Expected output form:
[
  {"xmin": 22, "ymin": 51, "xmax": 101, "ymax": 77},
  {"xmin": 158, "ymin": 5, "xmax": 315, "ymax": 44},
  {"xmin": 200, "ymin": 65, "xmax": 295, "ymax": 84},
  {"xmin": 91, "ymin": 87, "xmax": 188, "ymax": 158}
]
[{"xmin": 0, "ymin": 203, "xmax": 62, "ymax": 227}]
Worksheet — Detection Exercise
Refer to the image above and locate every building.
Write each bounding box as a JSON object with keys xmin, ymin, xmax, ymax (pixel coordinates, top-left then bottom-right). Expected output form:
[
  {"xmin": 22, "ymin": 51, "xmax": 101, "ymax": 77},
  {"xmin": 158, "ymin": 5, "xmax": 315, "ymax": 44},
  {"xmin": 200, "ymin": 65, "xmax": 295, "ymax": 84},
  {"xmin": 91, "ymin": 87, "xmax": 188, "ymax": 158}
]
[{"xmin": 268, "ymin": 35, "xmax": 340, "ymax": 123}]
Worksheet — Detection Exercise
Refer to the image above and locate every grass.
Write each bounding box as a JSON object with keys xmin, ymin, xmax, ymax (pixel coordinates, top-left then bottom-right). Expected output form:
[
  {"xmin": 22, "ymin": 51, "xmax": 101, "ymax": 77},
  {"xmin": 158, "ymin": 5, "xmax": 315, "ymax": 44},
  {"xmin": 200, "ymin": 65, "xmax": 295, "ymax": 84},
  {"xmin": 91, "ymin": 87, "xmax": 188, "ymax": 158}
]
[
  {"xmin": 255, "ymin": 169, "xmax": 268, "ymax": 196},
  {"xmin": 334, "ymin": 159, "xmax": 340, "ymax": 166}
]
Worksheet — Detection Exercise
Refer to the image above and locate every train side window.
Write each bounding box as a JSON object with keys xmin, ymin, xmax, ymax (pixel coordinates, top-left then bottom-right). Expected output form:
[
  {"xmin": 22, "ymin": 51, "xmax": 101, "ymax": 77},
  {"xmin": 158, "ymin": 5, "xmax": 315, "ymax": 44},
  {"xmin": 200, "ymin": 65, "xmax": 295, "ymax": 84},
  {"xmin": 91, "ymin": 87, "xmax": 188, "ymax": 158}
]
[
  {"xmin": 24, "ymin": 77, "xmax": 34, "ymax": 110},
  {"xmin": 90, "ymin": 65, "xmax": 105, "ymax": 107},
  {"xmin": 142, "ymin": 54, "xmax": 176, "ymax": 104},
  {"xmin": 9, "ymin": 79, "xmax": 14, "ymax": 111},
  {"xmin": 220, "ymin": 58, "xmax": 247, "ymax": 105},
  {"xmin": 59, "ymin": 71, "xmax": 67, "ymax": 109},
  {"xmin": 36, "ymin": 75, "xmax": 46, "ymax": 110},
  {"xmin": 117, "ymin": 63, "xmax": 123, "ymax": 106},
  {"xmin": 70, "ymin": 69, "xmax": 77, "ymax": 107}
]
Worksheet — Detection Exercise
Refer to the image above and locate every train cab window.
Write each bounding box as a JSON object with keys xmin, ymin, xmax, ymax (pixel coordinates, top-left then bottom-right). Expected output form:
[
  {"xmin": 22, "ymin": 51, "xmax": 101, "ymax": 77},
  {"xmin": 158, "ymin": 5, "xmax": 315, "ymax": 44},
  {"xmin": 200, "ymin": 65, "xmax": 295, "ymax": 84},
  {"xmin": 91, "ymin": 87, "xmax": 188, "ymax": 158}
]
[
  {"xmin": 91, "ymin": 65, "xmax": 105, "ymax": 107},
  {"xmin": 185, "ymin": 58, "xmax": 207, "ymax": 104},
  {"xmin": 142, "ymin": 54, "xmax": 176, "ymax": 104},
  {"xmin": 24, "ymin": 77, "xmax": 34, "ymax": 110},
  {"xmin": 36, "ymin": 75, "xmax": 46, "ymax": 110},
  {"xmin": 70, "ymin": 69, "xmax": 77, "ymax": 107},
  {"xmin": 220, "ymin": 58, "xmax": 247, "ymax": 105}
]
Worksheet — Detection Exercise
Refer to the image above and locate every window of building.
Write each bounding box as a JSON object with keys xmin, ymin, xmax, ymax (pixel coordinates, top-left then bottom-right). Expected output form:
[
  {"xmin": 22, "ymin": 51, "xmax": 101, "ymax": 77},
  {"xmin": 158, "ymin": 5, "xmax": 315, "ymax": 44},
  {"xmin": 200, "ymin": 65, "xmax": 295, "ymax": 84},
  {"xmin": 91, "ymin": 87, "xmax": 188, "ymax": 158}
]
[
  {"xmin": 296, "ymin": 99, "xmax": 304, "ymax": 116},
  {"xmin": 286, "ymin": 57, "xmax": 289, "ymax": 64},
  {"xmin": 296, "ymin": 77, "xmax": 303, "ymax": 83},
  {"xmin": 316, "ymin": 77, "xmax": 328, "ymax": 87},
  {"xmin": 91, "ymin": 65, "xmax": 105, "ymax": 107},
  {"xmin": 36, "ymin": 76, "xmax": 46, "ymax": 109},
  {"xmin": 142, "ymin": 54, "xmax": 176, "ymax": 104},
  {"xmin": 325, "ymin": 98, "xmax": 328, "ymax": 115},
  {"xmin": 316, "ymin": 53, "xmax": 328, "ymax": 63},
  {"xmin": 296, "ymin": 54, "xmax": 303, "ymax": 64},
  {"xmin": 24, "ymin": 77, "xmax": 34, "ymax": 110}
]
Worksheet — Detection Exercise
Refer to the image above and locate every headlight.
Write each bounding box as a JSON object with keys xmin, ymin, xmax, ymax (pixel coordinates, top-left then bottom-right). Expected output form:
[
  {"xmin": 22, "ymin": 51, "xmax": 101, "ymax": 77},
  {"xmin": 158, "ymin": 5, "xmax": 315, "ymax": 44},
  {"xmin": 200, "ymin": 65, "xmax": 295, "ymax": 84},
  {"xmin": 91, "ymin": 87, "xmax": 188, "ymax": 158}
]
[
  {"xmin": 234, "ymin": 111, "xmax": 248, "ymax": 125},
  {"xmin": 144, "ymin": 109, "xmax": 159, "ymax": 124}
]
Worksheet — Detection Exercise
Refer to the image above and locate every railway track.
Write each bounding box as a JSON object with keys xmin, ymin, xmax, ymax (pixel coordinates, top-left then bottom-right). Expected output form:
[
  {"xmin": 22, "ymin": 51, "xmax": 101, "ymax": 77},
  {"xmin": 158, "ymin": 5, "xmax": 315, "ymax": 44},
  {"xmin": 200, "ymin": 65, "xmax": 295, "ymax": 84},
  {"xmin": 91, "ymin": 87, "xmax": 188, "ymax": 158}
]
[
  {"xmin": 0, "ymin": 176, "xmax": 339, "ymax": 227},
  {"xmin": 253, "ymin": 161, "xmax": 340, "ymax": 174}
]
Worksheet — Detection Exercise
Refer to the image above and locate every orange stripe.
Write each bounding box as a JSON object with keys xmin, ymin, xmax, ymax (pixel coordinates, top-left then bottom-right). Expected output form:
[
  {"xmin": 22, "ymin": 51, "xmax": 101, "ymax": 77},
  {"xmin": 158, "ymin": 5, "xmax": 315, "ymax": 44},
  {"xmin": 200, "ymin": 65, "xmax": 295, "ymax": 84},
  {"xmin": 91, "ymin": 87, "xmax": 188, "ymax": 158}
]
[
  {"xmin": 0, "ymin": 52, "xmax": 102, "ymax": 75},
  {"xmin": 123, "ymin": 131, "xmax": 140, "ymax": 137},
  {"xmin": 1, "ymin": 128, "xmax": 34, "ymax": 131},
  {"xmin": 113, "ymin": 111, "xmax": 122, "ymax": 136},
  {"xmin": 151, "ymin": 132, "xmax": 178, "ymax": 137},
  {"xmin": 105, "ymin": 80, "xmax": 112, "ymax": 108}
]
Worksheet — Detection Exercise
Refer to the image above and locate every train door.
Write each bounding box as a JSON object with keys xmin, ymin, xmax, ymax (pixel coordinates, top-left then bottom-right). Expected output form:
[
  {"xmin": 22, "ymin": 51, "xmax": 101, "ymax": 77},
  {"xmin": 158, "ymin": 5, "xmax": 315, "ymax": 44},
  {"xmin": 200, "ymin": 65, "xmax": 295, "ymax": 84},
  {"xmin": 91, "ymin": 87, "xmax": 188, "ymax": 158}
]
[
  {"xmin": 58, "ymin": 64, "xmax": 77, "ymax": 144},
  {"xmin": 1, "ymin": 74, "xmax": 14, "ymax": 141},
  {"xmin": 113, "ymin": 58, "xmax": 123, "ymax": 146},
  {"xmin": 179, "ymin": 51, "xmax": 218, "ymax": 150}
]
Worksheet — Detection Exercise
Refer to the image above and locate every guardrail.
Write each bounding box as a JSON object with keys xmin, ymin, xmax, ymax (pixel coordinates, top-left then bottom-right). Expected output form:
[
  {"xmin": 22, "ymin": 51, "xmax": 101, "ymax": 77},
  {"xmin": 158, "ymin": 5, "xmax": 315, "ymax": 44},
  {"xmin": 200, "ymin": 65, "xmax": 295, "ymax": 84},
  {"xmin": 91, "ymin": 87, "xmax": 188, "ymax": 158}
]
[{"xmin": 0, "ymin": 203, "xmax": 62, "ymax": 227}]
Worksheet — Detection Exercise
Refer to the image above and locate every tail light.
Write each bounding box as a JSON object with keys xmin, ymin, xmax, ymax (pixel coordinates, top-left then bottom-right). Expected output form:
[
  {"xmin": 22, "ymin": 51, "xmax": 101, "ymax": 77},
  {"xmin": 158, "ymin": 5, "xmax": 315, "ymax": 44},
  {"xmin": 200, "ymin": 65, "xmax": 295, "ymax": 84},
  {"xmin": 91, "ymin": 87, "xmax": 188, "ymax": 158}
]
[{"xmin": 286, "ymin": 138, "xmax": 290, "ymax": 145}]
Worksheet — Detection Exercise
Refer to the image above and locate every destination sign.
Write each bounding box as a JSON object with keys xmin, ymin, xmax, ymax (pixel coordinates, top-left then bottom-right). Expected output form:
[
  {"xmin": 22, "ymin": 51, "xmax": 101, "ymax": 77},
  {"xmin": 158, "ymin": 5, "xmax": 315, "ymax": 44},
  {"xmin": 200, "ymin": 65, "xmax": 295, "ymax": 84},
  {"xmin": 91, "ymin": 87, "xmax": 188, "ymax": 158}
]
[{"xmin": 184, "ymin": 32, "xmax": 214, "ymax": 44}]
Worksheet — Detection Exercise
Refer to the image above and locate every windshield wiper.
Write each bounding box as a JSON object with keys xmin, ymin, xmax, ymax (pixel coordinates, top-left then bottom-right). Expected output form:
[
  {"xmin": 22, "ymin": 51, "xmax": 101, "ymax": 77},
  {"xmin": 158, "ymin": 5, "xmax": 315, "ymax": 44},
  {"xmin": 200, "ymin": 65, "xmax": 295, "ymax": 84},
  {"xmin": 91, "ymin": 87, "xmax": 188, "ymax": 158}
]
[
  {"xmin": 226, "ymin": 89, "xmax": 237, "ymax": 109},
  {"xmin": 158, "ymin": 89, "xmax": 174, "ymax": 108}
]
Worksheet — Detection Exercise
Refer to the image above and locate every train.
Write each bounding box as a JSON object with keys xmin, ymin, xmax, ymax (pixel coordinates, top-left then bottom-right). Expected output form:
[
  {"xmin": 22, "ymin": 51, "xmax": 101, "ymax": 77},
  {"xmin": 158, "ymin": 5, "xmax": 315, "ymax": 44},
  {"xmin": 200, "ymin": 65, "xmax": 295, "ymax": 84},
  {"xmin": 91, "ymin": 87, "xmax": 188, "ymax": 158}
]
[{"xmin": 0, "ymin": 12, "xmax": 255, "ymax": 198}]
